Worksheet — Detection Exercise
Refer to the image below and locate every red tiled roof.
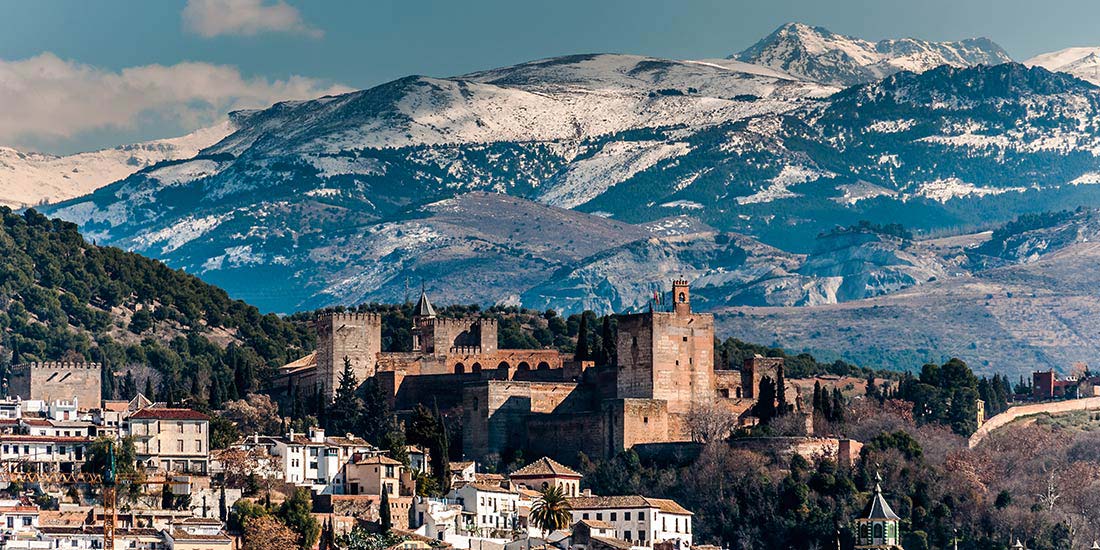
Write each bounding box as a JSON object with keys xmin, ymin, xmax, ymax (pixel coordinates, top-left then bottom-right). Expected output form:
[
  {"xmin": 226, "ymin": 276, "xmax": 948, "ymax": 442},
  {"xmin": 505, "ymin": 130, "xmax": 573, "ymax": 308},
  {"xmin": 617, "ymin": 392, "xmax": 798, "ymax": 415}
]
[
  {"xmin": 130, "ymin": 408, "xmax": 209, "ymax": 421},
  {"xmin": 510, "ymin": 457, "xmax": 582, "ymax": 479}
]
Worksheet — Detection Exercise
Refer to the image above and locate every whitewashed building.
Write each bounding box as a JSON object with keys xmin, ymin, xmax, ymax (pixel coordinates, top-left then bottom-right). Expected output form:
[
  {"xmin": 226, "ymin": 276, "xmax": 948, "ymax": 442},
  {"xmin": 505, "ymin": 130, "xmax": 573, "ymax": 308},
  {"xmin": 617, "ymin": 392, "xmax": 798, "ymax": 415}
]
[{"xmin": 567, "ymin": 495, "xmax": 693, "ymax": 549}]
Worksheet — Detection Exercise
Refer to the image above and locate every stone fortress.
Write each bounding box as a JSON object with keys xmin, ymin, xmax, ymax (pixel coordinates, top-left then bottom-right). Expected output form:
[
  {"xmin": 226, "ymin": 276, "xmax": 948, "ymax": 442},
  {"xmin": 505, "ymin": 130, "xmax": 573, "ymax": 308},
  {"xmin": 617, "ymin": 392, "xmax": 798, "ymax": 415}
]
[
  {"xmin": 8, "ymin": 361, "xmax": 103, "ymax": 408},
  {"xmin": 279, "ymin": 279, "xmax": 802, "ymax": 462}
]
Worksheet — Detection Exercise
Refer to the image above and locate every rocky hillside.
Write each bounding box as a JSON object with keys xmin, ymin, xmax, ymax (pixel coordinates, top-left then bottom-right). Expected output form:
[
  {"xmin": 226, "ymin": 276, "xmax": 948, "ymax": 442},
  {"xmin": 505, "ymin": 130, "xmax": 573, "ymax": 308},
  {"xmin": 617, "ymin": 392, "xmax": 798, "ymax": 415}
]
[
  {"xmin": 734, "ymin": 22, "xmax": 1012, "ymax": 86},
  {"xmin": 719, "ymin": 208, "xmax": 1100, "ymax": 375}
]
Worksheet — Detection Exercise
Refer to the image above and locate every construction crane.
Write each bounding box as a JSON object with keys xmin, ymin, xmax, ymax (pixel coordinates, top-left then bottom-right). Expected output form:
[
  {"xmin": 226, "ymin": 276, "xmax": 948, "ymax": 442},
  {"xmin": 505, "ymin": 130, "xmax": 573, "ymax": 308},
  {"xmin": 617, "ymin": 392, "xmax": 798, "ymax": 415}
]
[{"xmin": 0, "ymin": 442, "xmax": 173, "ymax": 550}]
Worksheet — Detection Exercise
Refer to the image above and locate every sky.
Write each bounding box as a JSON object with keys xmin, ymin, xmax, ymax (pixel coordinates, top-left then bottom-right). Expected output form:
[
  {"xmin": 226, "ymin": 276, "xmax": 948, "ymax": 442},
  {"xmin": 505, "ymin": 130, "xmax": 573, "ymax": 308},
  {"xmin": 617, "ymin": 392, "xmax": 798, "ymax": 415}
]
[{"xmin": 3, "ymin": 0, "xmax": 1100, "ymax": 155}]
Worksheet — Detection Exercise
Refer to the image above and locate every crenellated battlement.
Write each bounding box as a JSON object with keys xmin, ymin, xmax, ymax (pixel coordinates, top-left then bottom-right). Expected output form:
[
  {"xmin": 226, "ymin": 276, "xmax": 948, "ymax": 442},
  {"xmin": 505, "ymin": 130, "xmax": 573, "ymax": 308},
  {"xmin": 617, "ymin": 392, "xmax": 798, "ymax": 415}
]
[
  {"xmin": 11, "ymin": 362, "xmax": 102, "ymax": 372},
  {"xmin": 317, "ymin": 311, "xmax": 382, "ymax": 323}
]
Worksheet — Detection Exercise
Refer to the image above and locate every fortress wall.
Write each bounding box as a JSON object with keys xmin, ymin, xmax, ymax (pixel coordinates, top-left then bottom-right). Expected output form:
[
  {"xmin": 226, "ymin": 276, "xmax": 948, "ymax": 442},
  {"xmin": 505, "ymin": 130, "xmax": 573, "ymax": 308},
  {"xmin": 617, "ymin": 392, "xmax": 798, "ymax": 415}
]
[{"xmin": 10, "ymin": 362, "xmax": 102, "ymax": 409}]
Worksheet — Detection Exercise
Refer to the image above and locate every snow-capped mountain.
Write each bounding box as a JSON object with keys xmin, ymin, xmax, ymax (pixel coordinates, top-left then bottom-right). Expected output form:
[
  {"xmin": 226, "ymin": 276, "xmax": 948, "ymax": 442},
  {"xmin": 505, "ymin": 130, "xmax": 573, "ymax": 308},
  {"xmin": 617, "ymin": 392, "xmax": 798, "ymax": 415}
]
[
  {"xmin": 1025, "ymin": 47, "xmax": 1100, "ymax": 85},
  {"xmin": 43, "ymin": 52, "xmax": 1100, "ymax": 318},
  {"xmin": 735, "ymin": 22, "xmax": 1012, "ymax": 86},
  {"xmin": 0, "ymin": 121, "xmax": 234, "ymax": 209}
]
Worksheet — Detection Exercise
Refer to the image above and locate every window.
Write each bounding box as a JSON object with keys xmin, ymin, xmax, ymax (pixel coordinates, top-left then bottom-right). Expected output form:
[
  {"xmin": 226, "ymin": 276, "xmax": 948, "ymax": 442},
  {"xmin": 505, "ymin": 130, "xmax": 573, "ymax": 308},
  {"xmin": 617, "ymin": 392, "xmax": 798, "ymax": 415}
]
[
  {"xmin": 178, "ymin": 422, "xmax": 184, "ymax": 433},
  {"xmin": 675, "ymin": 518, "xmax": 680, "ymax": 532},
  {"xmin": 624, "ymin": 531, "xmax": 632, "ymax": 542},
  {"xmin": 196, "ymin": 440, "xmax": 202, "ymax": 452},
  {"xmin": 596, "ymin": 513, "xmax": 603, "ymax": 521},
  {"xmin": 639, "ymin": 532, "xmax": 646, "ymax": 542},
  {"xmin": 643, "ymin": 417, "xmax": 649, "ymax": 424},
  {"xmin": 309, "ymin": 448, "xmax": 319, "ymax": 457},
  {"xmin": 662, "ymin": 518, "xmax": 666, "ymax": 531},
  {"xmin": 874, "ymin": 524, "xmax": 883, "ymax": 539},
  {"xmin": 386, "ymin": 465, "xmax": 395, "ymax": 477},
  {"xmin": 682, "ymin": 336, "xmax": 688, "ymax": 342},
  {"xmin": 582, "ymin": 513, "xmax": 589, "ymax": 520},
  {"xmin": 177, "ymin": 440, "xmax": 184, "ymax": 452},
  {"xmin": 625, "ymin": 512, "xmax": 631, "ymax": 521},
  {"xmin": 610, "ymin": 513, "xmax": 617, "ymax": 521},
  {"xmin": 309, "ymin": 462, "xmax": 318, "ymax": 470},
  {"xmin": 22, "ymin": 517, "xmax": 31, "ymax": 526}
]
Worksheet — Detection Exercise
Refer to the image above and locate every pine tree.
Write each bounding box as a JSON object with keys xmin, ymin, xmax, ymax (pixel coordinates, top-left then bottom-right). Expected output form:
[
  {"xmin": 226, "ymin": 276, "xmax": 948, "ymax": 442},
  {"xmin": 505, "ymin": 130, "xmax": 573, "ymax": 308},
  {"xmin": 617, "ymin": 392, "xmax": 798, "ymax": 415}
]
[
  {"xmin": 328, "ymin": 357, "xmax": 363, "ymax": 438},
  {"xmin": 575, "ymin": 313, "xmax": 590, "ymax": 361}
]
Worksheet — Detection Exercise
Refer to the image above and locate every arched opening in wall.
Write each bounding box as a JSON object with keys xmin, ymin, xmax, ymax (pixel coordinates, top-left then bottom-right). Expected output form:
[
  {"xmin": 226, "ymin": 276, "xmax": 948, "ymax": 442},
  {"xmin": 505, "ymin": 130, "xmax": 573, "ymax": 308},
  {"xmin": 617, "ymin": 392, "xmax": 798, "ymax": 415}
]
[
  {"xmin": 735, "ymin": 387, "xmax": 742, "ymax": 399},
  {"xmin": 454, "ymin": 363, "xmax": 465, "ymax": 374},
  {"xmin": 517, "ymin": 362, "xmax": 530, "ymax": 371},
  {"xmin": 541, "ymin": 482, "xmax": 548, "ymax": 490},
  {"xmin": 497, "ymin": 361, "xmax": 510, "ymax": 371},
  {"xmin": 472, "ymin": 363, "xmax": 482, "ymax": 373},
  {"xmin": 678, "ymin": 292, "xmax": 686, "ymax": 303},
  {"xmin": 537, "ymin": 361, "xmax": 550, "ymax": 371}
]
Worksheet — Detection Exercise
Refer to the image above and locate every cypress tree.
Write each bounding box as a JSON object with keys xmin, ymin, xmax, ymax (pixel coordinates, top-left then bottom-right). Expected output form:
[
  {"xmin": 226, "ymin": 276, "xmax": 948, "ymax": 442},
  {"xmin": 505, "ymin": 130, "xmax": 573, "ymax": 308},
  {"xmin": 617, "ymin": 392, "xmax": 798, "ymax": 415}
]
[
  {"xmin": 831, "ymin": 388, "xmax": 845, "ymax": 423},
  {"xmin": 380, "ymin": 487, "xmax": 393, "ymax": 532},
  {"xmin": 755, "ymin": 376, "xmax": 777, "ymax": 424},
  {"xmin": 776, "ymin": 365, "xmax": 788, "ymax": 416},
  {"xmin": 144, "ymin": 377, "xmax": 155, "ymax": 402},
  {"xmin": 575, "ymin": 313, "xmax": 590, "ymax": 361}
]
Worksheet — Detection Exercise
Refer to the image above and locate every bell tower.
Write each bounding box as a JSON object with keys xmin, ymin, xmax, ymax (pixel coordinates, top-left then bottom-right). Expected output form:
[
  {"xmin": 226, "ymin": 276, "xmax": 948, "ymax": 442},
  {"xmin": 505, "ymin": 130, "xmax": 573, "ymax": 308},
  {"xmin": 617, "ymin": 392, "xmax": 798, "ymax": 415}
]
[{"xmin": 672, "ymin": 279, "xmax": 691, "ymax": 316}]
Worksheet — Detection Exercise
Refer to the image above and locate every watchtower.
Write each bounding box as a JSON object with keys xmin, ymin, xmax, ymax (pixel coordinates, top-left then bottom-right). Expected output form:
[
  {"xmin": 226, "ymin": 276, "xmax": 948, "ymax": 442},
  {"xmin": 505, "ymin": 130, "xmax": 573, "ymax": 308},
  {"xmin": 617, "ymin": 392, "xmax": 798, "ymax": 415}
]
[{"xmin": 315, "ymin": 312, "xmax": 382, "ymax": 400}]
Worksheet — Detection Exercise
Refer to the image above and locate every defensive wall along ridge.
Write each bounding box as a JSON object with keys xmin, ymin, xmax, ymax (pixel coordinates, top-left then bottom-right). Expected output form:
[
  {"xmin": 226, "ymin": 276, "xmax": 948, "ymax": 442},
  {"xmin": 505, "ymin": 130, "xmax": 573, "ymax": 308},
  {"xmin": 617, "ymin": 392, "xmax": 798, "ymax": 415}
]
[{"xmin": 968, "ymin": 396, "xmax": 1100, "ymax": 448}]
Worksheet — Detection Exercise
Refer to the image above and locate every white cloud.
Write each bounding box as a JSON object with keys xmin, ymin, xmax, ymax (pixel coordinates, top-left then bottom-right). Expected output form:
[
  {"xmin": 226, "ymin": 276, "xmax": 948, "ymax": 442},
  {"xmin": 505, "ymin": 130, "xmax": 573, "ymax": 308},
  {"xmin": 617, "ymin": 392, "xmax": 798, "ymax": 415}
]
[
  {"xmin": 0, "ymin": 53, "xmax": 352, "ymax": 150},
  {"xmin": 182, "ymin": 0, "xmax": 323, "ymax": 38}
]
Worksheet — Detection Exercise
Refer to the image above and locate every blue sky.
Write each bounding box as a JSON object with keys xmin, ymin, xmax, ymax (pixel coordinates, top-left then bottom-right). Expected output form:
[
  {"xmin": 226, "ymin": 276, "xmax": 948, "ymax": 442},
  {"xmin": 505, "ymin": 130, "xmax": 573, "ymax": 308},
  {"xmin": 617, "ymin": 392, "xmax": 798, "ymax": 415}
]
[{"xmin": 3, "ymin": 0, "xmax": 1099, "ymax": 154}]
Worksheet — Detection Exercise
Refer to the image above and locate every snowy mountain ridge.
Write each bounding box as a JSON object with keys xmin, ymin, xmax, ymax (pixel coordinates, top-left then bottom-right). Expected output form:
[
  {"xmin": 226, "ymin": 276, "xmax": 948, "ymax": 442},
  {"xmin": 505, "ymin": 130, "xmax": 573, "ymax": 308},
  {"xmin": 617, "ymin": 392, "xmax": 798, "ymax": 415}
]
[{"xmin": 735, "ymin": 22, "xmax": 1012, "ymax": 86}]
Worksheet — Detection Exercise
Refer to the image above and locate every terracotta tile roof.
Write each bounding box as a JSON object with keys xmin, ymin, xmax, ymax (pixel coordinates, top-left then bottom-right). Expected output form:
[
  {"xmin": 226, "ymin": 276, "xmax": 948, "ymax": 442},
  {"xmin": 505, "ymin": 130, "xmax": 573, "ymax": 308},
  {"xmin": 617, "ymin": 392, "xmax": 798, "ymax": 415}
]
[
  {"xmin": 510, "ymin": 457, "xmax": 582, "ymax": 479},
  {"xmin": 449, "ymin": 461, "xmax": 475, "ymax": 471},
  {"xmin": 567, "ymin": 496, "xmax": 692, "ymax": 515},
  {"xmin": 130, "ymin": 408, "xmax": 209, "ymax": 421},
  {"xmin": 20, "ymin": 419, "xmax": 52, "ymax": 427},
  {"xmin": 356, "ymin": 455, "xmax": 403, "ymax": 466}
]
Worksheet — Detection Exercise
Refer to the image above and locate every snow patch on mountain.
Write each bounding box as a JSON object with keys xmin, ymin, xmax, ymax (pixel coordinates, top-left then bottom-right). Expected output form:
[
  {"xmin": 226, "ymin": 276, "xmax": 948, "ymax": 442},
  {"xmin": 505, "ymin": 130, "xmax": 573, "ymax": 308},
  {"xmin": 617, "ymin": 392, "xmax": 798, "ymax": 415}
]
[
  {"xmin": 0, "ymin": 121, "xmax": 233, "ymax": 208},
  {"xmin": 913, "ymin": 178, "xmax": 1027, "ymax": 203},
  {"xmin": 737, "ymin": 165, "xmax": 830, "ymax": 205},
  {"xmin": 1026, "ymin": 47, "xmax": 1100, "ymax": 85},
  {"xmin": 540, "ymin": 140, "xmax": 691, "ymax": 208}
]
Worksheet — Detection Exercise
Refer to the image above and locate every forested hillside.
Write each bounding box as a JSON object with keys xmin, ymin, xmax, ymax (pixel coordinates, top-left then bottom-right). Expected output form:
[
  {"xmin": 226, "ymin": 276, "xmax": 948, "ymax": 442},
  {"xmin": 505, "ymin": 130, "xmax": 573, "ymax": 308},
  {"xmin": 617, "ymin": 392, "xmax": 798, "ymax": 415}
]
[{"xmin": 0, "ymin": 208, "xmax": 313, "ymax": 405}]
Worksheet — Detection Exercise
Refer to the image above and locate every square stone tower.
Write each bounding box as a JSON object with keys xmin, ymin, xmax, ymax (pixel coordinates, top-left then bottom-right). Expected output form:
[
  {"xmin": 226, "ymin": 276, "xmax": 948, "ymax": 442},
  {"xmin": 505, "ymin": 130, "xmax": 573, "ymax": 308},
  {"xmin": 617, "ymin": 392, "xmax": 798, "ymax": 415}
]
[
  {"xmin": 315, "ymin": 312, "xmax": 382, "ymax": 400},
  {"xmin": 615, "ymin": 279, "xmax": 714, "ymax": 414}
]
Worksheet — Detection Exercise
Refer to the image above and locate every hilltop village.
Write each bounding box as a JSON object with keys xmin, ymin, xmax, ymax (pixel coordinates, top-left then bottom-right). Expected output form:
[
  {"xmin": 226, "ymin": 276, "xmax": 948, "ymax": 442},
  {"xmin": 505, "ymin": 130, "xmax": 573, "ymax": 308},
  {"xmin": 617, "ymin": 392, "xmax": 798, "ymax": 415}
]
[
  {"xmin": 0, "ymin": 279, "xmax": 914, "ymax": 550},
  {"xmin": 0, "ymin": 272, "xmax": 1095, "ymax": 550}
]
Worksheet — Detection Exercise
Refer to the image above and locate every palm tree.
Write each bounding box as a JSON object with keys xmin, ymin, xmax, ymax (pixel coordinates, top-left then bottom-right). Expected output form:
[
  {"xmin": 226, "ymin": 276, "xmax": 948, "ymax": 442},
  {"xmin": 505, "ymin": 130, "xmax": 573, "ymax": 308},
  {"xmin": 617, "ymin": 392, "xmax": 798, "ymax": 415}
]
[{"xmin": 529, "ymin": 485, "xmax": 572, "ymax": 533}]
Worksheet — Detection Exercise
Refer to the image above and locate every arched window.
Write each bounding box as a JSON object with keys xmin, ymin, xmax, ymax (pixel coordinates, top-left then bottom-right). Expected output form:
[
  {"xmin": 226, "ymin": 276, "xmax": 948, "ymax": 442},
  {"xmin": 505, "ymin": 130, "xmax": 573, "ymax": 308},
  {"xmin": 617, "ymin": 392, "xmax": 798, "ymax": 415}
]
[
  {"xmin": 541, "ymin": 482, "xmax": 548, "ymax": 490},
  {"xmin": 454, "ymin": 363, "xmax": 465, "ymax": 374},
  {"xmin": 678, "ymin": 292, "xmax": 686, "ymax": 303},
  {"xmin": 472, "ymin": 363, "xmax": 482, "ymax": 373},
  {"xmin": 873, "ymin": 523, "xmax": 883, "ymax": 539},
  {"xmin": 497, "ymin": 361, "xmax": 510, "ymax": 370},
  {"xmin": 517, "ymin": 362, "xmax": 530, "ymax": 371},
  {"xmin": 537, "ymin": 361, "xmax": 550, "ymax": 371},
  {"xmin": 735, "ymin": 387, "xmax": 742, "ymax": 399}
]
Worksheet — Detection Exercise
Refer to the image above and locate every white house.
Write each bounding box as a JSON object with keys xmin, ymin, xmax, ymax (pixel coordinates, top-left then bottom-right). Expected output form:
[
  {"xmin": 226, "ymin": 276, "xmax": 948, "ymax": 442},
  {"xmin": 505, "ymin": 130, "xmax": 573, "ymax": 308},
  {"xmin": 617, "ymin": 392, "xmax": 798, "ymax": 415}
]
[
  {"xmin": 449, "ymin": 482, "xmax": 520, "ymax": 536},
  {"xmin": 413, "ymin": 497, "xmax": 464, "ymax": 541},
  {"xmin": 258, "ymin": 428, "xmax": 377, "ymax": 494},
  {"xmin": 567, "ymin": 496, "xmax": 693, "ymax": 549},
  {"xmin": 0, "ymin": 434, "xmax": 93, "ymax": 473}
]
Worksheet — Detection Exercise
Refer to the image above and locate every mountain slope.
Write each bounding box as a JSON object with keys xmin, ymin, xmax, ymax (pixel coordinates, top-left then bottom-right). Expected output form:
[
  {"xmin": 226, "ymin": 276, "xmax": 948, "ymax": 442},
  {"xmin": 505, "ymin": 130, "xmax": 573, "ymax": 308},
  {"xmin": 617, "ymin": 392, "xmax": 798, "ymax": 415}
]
[
  {"xmin": 0, "ymin": 207, "xmax": 313, "ymax": 404},
  {"xmin": 734, "ymin": 22, "xmax": 1012, "ymax": 86},
  {"xmin": 1026, "ymin": 47, "xmax": 1100, "ymax": 85},
  {"xmin": 0, "ymin": 121, "xmax": 234, "ymax": 209}
]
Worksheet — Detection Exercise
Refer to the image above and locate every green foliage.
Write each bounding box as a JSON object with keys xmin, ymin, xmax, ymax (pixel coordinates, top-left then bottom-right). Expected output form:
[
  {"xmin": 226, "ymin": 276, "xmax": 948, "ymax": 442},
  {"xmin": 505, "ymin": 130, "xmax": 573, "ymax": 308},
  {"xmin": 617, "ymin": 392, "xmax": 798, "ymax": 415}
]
[
  {"xmin": 336, "ymin": 527, "xmax": 410, "ymax": 550},
  {"xmin": 0, "ymin": 209, "xmax": 312, "ymax": 405},
  {"xmin": 276, "ymin": 487, "xmax": 320, "ymax": 550},
  {"xmin": 714, "ymin": 337, "xmax": 892, "ymax": 380},
  {"xmin": 379, "ymin": 488, "xmax": 392, "ymax": 533},
  {"xmin": 897, "ymin": 358, "xmax": 982, "ymax": 435},
  {"xmin": 530, "ymin": 485, "xmax": 573, "ymax": 532}
]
